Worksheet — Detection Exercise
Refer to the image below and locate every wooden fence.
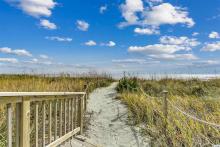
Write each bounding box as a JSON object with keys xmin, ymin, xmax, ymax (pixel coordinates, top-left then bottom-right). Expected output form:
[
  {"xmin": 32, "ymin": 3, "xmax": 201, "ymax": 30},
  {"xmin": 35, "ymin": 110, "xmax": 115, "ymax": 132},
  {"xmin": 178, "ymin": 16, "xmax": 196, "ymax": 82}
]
[{"xmin": 0, "ymin": 89, "xmax": 88, "ymax": 147}]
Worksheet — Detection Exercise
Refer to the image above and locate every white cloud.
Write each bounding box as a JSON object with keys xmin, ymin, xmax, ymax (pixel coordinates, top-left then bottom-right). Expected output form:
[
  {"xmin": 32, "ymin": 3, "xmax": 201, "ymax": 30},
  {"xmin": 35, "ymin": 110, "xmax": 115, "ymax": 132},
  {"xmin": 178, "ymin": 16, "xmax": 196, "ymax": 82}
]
[
  {"xmin": 192, "ymin": 32, "xmax": 199, "ymax": 36},
  {"xmin": 45, "ymin": 36, "xmax": 72, "ymax": 42},
  {"xmin": 76, "ymin": 20, "xmax": 89, "ymax": 31},
  {"xmin": 112, "ymin": 58, "xmax": 159, "ymax": 64},
  {"xmin": 0, "ymin": 47, "xmax": 32, "ymax": 57},
  {"xmin": 7, "ymin": 0, "xmax": 57, "ymax": 18},
  {"xmin": 128, "ymin": 44, "xmax": 190, "ymax": 54},
  {"xmin": 85, "ymin": 40, "xmax": 96, "ymax": 46},
  {"xmin": 201, "ymin": 41, "xmax": 220, "ymax": 52},
  {"xmin": 0, "ymin": 58, "xmax": 18, "ymax": 63},
  {"xmin": 100, "ymin": 5, "xmax": 107, "ymax": 14},
  {"xmin": 39, "ymin": 54, "xmax": 49, "ymax": 59},
  {"xmin": 142, "ymin": 3, "xmax": 195, "ymax": 27},
  {"xmin": 159, "ymin": 36, "xmax": 200, "ymax": 47},
  {"xmin": 40, "ymin": 19, "xmax": 57, "ymax": 30},
  {"xmin": 149, "ymin": 53, "xmax": 198, "ymax": 60},
  {"xmin": 134, "ymin": 27, "xmax": 159, "ymax": 35},
  {"xmin": 120, "ymin": 2, "xmax": 194, "ymax": 28},
  {"xmin": 101, "ymin": 41, "xmax": 116, "ymax": 47},
  {"xmin": 208, "ymin": 31, "xmax": 220, "ymax": 39},
  {"xmin": 120, "ymin": 0, "xmax": 144, "ymax": 24}
]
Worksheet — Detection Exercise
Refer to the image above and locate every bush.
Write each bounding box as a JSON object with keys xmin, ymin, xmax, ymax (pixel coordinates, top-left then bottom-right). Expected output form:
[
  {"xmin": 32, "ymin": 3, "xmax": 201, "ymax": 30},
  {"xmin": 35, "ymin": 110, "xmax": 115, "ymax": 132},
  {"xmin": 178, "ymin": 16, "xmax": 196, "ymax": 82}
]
[{"xmin": 116, "ymin": 76, "xmax": 139, "ymax": 93}]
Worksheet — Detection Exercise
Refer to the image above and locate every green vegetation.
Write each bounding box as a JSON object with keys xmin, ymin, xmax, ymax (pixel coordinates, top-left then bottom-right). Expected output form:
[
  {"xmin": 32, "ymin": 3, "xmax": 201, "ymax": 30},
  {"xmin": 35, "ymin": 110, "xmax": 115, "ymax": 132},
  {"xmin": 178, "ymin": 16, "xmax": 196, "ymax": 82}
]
[
  {"xmin": 117, "ymin": 76, "xmax": 220, "ymax": 147},
  {"xmin": 0, "ymin": 74, "xmax": 113, "ymax": 146}
]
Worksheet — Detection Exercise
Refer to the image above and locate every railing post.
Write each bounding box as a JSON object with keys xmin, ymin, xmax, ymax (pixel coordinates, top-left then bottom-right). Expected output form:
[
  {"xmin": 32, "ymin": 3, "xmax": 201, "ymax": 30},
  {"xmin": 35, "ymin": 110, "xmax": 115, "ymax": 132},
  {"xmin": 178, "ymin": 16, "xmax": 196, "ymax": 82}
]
[
  {"xmin": 7, "ymin": 103, "xmax": 12, "ymax": 147},
  {"xmin": 84, "ymin": 85, "xmax": 88, "ymax": 111},
  {"xmin": 54, "ymin": 99, "xmax": 58, "ymax": 140},
  {"xmin": 78, "ymin": 97, "xmax": 84, "ymax": 134},
  {"xmin": 42, "ymin": 101, "xmax": 46, "ymax": 147},
  {"xmin": 35, "ymin": 102, "xmax": 39, "ymax": 147},
  {"xmin": 20, "ymin": 97, "xmax": 30, "ymax": 147},
  {"xmin": 59, "ymin": 100, "xmax": 63, "ymax": 137},
  {"xmin": 16, "ymin": 103, "xmax": 21, "ymax": 147},
  {"xmin": 48, "ymin": 101, "xmax": 52, "ymax": 143}
]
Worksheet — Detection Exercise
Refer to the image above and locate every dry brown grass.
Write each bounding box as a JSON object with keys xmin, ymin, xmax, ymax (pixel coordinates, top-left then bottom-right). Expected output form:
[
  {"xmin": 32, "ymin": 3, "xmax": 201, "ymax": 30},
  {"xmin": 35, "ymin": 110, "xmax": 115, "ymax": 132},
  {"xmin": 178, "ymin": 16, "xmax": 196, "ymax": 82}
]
[{"xmin": 117, "ymin": 77, "xmax": 220, "ymax": 147}]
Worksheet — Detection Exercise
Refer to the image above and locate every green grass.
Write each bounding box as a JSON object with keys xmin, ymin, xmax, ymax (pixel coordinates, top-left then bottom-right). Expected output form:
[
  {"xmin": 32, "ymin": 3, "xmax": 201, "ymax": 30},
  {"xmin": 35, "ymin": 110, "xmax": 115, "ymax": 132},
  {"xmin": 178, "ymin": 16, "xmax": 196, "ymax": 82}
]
[{"xmin": 117, "ymin": 77, "xmax": 220, "ymax": 147}]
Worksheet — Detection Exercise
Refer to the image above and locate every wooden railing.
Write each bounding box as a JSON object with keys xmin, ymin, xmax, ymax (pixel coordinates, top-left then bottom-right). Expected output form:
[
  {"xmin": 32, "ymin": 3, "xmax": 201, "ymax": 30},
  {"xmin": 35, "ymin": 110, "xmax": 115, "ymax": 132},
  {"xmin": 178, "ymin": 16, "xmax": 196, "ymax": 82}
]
[{"xmin": 0, "ymin": 89, "xmax": 88, "ymax": 147}]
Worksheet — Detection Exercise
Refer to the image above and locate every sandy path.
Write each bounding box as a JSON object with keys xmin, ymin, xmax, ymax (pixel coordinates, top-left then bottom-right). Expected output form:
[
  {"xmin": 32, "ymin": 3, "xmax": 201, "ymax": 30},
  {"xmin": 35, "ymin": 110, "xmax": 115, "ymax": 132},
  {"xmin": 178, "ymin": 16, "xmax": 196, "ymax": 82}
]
[{"xmin": 85, "ymin": 82, "xmax": 150, "ymax": 147}]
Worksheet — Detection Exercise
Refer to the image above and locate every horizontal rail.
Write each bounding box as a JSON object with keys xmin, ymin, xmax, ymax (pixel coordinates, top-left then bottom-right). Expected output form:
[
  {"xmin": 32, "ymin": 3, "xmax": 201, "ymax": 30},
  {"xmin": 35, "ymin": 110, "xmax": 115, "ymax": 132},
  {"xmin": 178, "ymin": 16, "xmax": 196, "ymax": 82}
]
[
  {"xmin": 0, "ymin": 92, "xmax": 86, "ymax": 97},
  {"xmin": 46, "ymin": 127, "xmax": 80, "ymax": 147}
]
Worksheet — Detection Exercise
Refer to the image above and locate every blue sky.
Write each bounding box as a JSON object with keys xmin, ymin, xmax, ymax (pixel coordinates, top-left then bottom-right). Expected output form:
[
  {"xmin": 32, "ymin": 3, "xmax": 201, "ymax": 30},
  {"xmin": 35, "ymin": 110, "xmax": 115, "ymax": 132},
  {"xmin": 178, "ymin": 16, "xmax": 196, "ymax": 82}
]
[{"xmin": 0, "ymin": 0, "xmax": 220, "ymax": 76}]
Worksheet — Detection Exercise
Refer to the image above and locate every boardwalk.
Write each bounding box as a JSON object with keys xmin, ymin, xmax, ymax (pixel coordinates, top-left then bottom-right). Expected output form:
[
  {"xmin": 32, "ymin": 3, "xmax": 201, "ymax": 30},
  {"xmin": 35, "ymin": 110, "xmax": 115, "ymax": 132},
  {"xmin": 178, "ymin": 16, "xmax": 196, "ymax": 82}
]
[{"xmin": 85, "ymin": 82, "xmax": 150, "ymax": 147}]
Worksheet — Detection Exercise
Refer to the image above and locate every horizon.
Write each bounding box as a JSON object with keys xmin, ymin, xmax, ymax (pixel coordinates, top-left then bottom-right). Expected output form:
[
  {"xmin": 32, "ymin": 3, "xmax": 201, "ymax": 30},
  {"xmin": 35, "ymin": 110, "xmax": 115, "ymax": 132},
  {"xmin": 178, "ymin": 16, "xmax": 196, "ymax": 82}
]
[{"xmin": 1, "ymin": 0, "xmax": 220, "ymax": 74}]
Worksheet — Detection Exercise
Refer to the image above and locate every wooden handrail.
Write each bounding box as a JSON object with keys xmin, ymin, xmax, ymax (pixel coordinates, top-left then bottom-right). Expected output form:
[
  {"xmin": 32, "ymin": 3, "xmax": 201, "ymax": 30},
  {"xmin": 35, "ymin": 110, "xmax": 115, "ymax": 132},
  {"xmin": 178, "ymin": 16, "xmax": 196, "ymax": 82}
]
[{"xmin": 0, "ymin": 91, "xmax": 87, "ymax": 147}]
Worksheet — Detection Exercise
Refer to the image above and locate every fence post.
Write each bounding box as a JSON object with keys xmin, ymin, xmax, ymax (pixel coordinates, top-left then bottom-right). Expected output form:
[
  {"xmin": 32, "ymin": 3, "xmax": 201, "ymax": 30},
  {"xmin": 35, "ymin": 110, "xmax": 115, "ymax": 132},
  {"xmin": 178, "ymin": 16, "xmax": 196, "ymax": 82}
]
[
  {"xmin": 20, "ymin": 97, "xmax": 30, "ymax": 147},
  {"xmin": 84, "ymin": 84, "xmax": 88, "ymax": 111},
  {"xmin": 162, "ymin": 90, "xmax": 168, "ymax": 138}
]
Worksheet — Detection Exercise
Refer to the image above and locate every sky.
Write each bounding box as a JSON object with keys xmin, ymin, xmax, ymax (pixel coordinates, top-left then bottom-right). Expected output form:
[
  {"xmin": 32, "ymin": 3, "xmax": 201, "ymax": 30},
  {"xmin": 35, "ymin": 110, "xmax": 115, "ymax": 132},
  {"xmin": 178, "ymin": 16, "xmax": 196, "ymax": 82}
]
[{"xmin": 0, "ymin": 0, "xmax": 220, "ymax": 76}]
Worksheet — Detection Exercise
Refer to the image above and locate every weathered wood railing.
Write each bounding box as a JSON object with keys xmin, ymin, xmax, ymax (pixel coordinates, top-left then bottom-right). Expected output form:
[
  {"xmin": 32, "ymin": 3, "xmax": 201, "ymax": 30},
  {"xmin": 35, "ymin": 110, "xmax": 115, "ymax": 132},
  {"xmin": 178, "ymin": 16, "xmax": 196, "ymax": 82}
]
[{"xmin": 0, "ymin": 90, "xmax": 88, "ymax": 147}]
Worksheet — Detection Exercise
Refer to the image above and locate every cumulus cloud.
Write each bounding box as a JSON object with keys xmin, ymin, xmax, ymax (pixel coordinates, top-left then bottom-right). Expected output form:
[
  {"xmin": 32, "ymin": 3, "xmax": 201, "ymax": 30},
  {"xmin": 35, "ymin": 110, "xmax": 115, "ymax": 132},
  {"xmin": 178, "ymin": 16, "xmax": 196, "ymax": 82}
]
[
  {"xmin": 142, "ymin": 3, "xmax": 195, "ymax": 27},
  {"xmin": 209, "ymin": 31, "xmax": 220, "ymax": 39},
  {"xmin": 0, "ymin": 58, "xmax": 18, "ymax": 63},
  {"xmin": 159, "ymin": 36, "xmax": 200, "ymax": 47},
  {"xmin": 45, "ymin": 36, "xmax": 72, "ymax": 42},
  {"xmin": 0, "ymin": 47, "xmax": 32, "ymax": 57},
  {"xmin": 101, "ymin": 41, "xmax": 116, "ymax": 47},
  {"xmin": 201, "ymin": 41, "xmax": 220, "ymax": 52},
  {"xmin": 85, "ymin": 40, "xmax": 96, "ymax": 46},
  {"xmin": 134, "ymin": 27, "xmax": 159, "ymax": 35},
  {"xmin": 120, "ymin": 2, "xmax": 194, "ymax": 28},
  {"xmin": 6, "ymin": 0, "xmax": 57, "ymax": 18},
  {"xmin": 76, "ymin": 20, "xmax": 89, "ymax": 31},
  {"xmin": 40, "ymin": 19, "xmax": 57, "ymax": 30},
  {"xmin": 128, "ymin": 44, "xmax": 190, "ymax": 54},
  {"xmin": 120, "ymin": 0, "xmax": 144, "ymax": 24},
  {"xmin": 100, "ymin": 5, "xmax": 107, "ymax": 14},
  {"xmin": 128, "ymin": 35, "xmax": 199, "ymax": 61}
]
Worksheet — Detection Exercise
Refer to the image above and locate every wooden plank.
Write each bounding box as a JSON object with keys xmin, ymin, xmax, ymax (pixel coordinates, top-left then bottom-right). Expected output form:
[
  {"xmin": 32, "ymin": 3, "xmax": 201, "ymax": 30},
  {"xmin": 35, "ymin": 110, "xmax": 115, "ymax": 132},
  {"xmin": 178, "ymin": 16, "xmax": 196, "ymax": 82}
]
[
  {"xmin": 7, "ymin": 103, "xmax": 12, "ymax": 147},
  {"xmin": 0, "ymin": 92, "xmax": 86, "ymax": 97},
  {"xmin": 64, "ymin": 99, "xmax": 67, "ymax": 134},
  {"xmin": 46, "ymin": 127, "xmax": 80, "ymax": 147},
  {"xmin": 68, "ymin": 99, "xmax": 71, "ymax": 132},
  {"xmin": 16, "ymin": 103, "xmax": 21, "ymax": 147},
  {"xmin": 78, "ymin": 97, "xmax": 84, "ymax": 134},
  {"xmin": 35, "ymin": 102, "xmax": 39, "ymax": 147},
  {"xmin": 20, "ymin": 97, "xmax": 30, "ymax": 147},
  {"xmin": 84, "ymin": 93, "xmax": 87, "ymax": 111},
  {"xmin": 48, "ymin": 101, "xmax": 52, "ymax": 143},
  {"xmin": 42, "ymin": 101, "xmax": 46, "ymax": 147},
  {"xmin": 74, "ymin": 98, "xmax": 77, "ymax": 129},
  {"xmin": 71, "ymin": 98, "xmax": 74, "ymax": 130},
  {"xmin": 54, "ymin": 100, "xmax": 58, "ymax": 140},
  {"xmin": 59, "ymin": 100, "xmax": 62, "ymax": 137}
]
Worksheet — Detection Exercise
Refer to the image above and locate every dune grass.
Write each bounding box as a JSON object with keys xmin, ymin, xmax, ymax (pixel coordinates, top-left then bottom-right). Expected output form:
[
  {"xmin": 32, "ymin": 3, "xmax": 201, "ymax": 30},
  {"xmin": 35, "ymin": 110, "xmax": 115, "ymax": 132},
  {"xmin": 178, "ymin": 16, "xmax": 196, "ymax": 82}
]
[
  {"xmin": 0, "ymin": 74, "xmax": 113, "ymax": 146},
  {"xmin": 117, "ymin": 77, "xmax": 220, "ymax": 147}
]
